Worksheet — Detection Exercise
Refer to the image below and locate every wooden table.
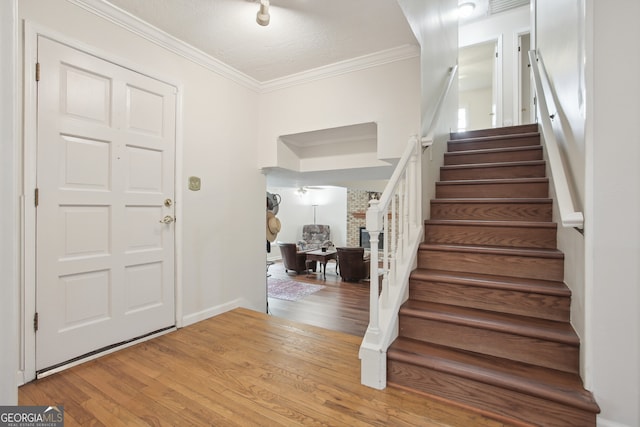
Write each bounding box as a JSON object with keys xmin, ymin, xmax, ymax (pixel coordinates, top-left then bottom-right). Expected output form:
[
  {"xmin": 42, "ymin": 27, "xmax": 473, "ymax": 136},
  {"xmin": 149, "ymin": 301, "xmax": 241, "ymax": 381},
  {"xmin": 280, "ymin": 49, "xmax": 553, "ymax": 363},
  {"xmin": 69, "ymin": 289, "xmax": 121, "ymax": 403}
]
[{"xmin": 305, "ymin": 249, "xmax": 337, "ymax": 279}]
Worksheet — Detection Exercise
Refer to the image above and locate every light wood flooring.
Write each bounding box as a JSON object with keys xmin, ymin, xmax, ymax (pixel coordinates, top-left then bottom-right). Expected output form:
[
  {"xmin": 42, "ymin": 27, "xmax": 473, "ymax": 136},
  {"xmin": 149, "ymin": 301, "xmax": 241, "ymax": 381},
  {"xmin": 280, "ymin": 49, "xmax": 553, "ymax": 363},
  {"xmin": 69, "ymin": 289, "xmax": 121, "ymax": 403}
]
[{"xmin": 20, "ymin": 308, "xmax": 512, "ymax": 426}]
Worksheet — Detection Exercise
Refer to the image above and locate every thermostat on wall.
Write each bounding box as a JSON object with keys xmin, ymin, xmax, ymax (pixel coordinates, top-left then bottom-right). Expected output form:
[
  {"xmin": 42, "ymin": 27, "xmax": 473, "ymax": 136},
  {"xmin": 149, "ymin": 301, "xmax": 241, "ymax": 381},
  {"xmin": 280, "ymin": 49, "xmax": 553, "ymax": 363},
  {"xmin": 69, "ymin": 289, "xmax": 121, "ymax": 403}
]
[{"xmin": 189, "ymin": 176, "xmax": 201, "ymax": 191}]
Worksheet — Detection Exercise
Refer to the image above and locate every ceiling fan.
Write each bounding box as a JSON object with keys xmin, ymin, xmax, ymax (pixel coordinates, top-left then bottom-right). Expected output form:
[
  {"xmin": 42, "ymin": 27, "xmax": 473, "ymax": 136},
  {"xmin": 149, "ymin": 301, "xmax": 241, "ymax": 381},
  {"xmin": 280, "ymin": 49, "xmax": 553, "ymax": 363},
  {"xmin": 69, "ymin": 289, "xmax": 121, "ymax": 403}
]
[{"xmin": 296, "ymin": 186, "xmax": 328, "ymax": 195}]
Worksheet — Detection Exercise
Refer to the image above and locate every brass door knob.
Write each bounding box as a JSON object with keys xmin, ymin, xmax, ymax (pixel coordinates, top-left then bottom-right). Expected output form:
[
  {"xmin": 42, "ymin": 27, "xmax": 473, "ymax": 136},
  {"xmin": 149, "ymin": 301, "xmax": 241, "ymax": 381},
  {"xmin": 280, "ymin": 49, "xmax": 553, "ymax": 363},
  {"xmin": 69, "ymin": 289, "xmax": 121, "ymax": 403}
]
[{"xmin": 159, "ymin": 215, "xmax": 175, "ymax": 224}]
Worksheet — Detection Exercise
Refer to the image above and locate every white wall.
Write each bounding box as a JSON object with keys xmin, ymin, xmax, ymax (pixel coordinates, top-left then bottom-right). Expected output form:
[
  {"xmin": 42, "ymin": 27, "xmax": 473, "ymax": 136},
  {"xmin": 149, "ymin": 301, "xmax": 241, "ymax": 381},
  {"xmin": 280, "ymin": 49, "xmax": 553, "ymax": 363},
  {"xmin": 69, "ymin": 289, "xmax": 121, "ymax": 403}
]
[
  {"xmin": 266, "ymin": 187, "xmax": 347, "ymax": 261},
  {"xmin": 397, "ymin": 0, "xmax": 459, "ymax": 219},
  {"xmin": 537, "ymin": 0, "xmax": 640, "ymax": 425},
  {"xmin": 535, "ymin": 1, "xmax": 586, "ymax": 208},
  {"xmin": 586, "ymin": 1, "xmax": 640, "ymax": 425},
  {"xmin": 257, "ymin": 57, "xmax": 421, "ymax": 168},
  {"xmin": 18, "ymin": 0, "xmax": 266, "ymax": 372},
  {"xmin": 531, "ymin": 0, "xmax": 591, "ymax": 402},
  {"xmin": 460, "ymin": 6, "xmax": 530, "ymax": 128},
  {"xmin": 0, "ymin": 0, "xmax": 19, "ymax": 405}
]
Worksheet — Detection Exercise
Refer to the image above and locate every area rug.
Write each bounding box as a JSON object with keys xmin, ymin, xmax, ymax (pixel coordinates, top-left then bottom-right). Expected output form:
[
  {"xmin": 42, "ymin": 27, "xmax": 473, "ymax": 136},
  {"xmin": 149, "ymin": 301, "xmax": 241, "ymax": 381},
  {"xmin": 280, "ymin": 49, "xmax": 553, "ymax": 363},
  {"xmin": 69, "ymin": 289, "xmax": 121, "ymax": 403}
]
[{"xmin": 267, "ymin": 278, "xmax": 325, "ymax": 302}]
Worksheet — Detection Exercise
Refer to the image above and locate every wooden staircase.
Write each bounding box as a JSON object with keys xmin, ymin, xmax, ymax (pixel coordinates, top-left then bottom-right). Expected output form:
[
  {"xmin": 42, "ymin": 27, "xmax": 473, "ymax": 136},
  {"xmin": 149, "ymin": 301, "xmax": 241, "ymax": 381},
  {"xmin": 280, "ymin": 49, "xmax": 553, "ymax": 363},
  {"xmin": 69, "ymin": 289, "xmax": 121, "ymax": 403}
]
[{"xmin": 387, "ymin": 124, "xmax": 600, "ymax": 426}]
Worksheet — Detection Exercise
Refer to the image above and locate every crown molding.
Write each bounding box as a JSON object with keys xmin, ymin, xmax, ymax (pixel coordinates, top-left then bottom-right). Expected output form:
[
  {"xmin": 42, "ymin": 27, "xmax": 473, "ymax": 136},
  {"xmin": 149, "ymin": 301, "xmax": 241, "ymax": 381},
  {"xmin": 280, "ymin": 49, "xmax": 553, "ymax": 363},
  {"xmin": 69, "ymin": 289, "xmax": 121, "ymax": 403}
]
[
  {"xmin": 68, "ymin": 0, "xmax": 420, "ymax": 93},
  {"xmin": 259, "ymin": 44, "xmax": 420, "ymax": 93},
  {"xmin": 68, "ymin": 0, "xmax": 262, "ymax": 91}
]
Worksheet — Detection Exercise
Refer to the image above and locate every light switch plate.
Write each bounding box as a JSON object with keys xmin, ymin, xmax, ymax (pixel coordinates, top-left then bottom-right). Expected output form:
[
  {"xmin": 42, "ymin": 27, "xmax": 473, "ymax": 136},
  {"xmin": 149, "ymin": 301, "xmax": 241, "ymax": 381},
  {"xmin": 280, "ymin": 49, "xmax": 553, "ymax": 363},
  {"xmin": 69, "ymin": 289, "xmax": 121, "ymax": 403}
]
[{"xmin": 188, "ymin": 176, "xmax": 201, "ymax": 191}]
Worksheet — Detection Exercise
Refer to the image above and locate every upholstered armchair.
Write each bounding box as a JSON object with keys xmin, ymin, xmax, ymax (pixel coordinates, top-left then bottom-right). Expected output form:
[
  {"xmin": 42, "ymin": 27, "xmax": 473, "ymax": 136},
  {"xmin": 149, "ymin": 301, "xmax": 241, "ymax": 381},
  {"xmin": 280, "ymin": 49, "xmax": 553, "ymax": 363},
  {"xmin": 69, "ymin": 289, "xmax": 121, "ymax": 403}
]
[
  {"xmin": 336, "ymin": 247, "xmax": 370, "ymax": 282},
  {"xmin": 277, "ymin": 242, "xmax": 316, "ymax": 274},
  {"xmin": 297, "ymin": 224, "xmax": 331, "ymax": 251}
]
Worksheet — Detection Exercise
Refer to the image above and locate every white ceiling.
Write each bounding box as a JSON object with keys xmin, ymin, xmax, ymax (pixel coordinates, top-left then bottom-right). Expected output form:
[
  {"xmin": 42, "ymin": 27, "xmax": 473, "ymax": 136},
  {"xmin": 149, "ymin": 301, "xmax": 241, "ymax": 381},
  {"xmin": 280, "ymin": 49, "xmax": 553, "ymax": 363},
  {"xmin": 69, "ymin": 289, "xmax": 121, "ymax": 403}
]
[
  {"xmin": 104, "ymin": 0, "xmax": 419, "ymax": 83},
  {"xmin": 97, "ymin": 0, "xmax": 527, "ymax": 189}
]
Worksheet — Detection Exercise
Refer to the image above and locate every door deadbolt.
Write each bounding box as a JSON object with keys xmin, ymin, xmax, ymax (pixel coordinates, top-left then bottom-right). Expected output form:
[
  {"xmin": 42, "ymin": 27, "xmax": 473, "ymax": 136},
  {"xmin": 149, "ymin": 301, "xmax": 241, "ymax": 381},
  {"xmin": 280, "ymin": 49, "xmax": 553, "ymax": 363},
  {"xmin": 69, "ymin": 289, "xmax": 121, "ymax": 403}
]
[{"xmin": 164, "ymin": 198, "xmax": 173, "ymax": 207}]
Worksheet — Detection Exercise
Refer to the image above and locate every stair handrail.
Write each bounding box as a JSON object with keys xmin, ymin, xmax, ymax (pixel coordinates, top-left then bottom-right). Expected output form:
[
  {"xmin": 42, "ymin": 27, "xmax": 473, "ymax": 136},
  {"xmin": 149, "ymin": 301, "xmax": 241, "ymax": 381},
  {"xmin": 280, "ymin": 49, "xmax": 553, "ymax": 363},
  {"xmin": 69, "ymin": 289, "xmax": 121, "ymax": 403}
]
[
  {"xmin": 421, "ymin": 64, "xmax": 459, "ymax": 149},
  {"xmin": 528, "ymin": 50, "xmax": 584, "ymax": 229},
  {"xmin": 359, "ymin": 64, "xmax": 458, "ymax": 390}
]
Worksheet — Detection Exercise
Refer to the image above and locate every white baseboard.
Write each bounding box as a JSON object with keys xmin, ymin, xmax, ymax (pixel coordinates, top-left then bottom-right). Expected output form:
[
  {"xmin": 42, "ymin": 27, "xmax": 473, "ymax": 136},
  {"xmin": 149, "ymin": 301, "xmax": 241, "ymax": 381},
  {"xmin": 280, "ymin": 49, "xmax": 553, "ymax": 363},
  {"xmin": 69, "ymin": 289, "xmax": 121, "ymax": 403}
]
[
  {"xmin": 181, "ymin": 299, "xmax": 243, "ymax": 327},
  {"xmin": 598, "ymin": 416, "xmax": 632, "ymax": 427}
]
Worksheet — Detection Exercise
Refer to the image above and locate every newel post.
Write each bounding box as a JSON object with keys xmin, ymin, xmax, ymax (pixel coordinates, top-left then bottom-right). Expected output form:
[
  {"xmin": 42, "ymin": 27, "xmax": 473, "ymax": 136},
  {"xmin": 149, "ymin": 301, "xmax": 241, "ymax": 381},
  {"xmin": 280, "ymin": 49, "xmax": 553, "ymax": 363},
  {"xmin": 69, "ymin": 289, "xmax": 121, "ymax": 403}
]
[
  {"xmin": 360, "ymin": 199, "xmax": 386, "ymax": 389},
  {"xmin": 365, "ymin": 200, "xmax": 381, "ymax": 335}
]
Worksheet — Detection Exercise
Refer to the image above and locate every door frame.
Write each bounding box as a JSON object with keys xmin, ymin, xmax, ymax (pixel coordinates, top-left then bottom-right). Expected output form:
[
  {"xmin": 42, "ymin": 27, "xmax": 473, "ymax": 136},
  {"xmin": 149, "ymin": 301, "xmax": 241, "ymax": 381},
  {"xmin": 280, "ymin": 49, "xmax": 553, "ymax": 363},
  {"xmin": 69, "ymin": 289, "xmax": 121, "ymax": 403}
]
[{"xmin": 21, "ymin": 22, "xmax": 184, "ymax": 383}]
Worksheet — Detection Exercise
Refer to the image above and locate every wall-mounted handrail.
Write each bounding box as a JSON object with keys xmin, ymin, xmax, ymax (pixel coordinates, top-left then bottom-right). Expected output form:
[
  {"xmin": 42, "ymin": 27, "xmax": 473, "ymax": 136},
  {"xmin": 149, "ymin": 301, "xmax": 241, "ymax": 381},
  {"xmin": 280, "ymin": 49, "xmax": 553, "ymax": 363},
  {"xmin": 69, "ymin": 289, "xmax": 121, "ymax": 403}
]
[
  {"xmin": 421, "ymin": 64, "xmax": 458, "ymax": 149},
  {"xmin": 359, "ymin": 64, "xmax": 458, "ymax": 390},
  {"xmin": 528, "ymin": 50, "xmax": 584, "ymax": 229}
]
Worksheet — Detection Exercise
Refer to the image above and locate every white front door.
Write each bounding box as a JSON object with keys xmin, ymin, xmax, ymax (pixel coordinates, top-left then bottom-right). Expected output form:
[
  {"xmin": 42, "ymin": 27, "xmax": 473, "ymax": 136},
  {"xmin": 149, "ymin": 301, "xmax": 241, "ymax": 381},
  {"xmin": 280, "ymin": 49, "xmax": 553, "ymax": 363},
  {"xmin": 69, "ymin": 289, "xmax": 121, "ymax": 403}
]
[{"xmin": 35, "ymin": 37, "xmax": 177, "ymax": 372}]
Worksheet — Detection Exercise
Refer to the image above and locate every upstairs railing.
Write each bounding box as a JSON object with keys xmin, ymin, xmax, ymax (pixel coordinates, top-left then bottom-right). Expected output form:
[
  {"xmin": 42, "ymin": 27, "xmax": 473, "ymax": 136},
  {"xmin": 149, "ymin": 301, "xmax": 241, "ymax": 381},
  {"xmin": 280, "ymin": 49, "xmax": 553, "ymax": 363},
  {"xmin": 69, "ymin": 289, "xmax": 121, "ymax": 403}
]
[
  {"xmin": 359, "ymin": 65, "xmax": 458, "ymax": 389},
  {"xmin": 528, "ymin": 50, "xmax": 584, "ymax": 229}
]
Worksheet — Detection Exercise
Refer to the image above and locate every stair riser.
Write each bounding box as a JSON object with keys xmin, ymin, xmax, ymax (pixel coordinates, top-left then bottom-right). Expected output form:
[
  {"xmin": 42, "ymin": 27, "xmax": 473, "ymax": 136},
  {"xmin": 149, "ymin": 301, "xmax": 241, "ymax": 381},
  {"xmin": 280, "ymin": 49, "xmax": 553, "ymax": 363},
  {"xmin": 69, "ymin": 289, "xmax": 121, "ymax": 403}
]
[
  {"xmin": 418, "ymin": 250, "xmax": 564, "ymax": 281},
  {"xmin": 445, "ymin": 148, "xmax": 542, "ymax": 165},
  {"xmin": 436, "ymin": 181, "xmax": 549, "ymax": 199},
  {"xmin": 398, "ymin": 316, "xmax": 579, "ymax": 373},
  {"xmin": 425, "ymin": 224, "xmax": 557, "ymax": 249},
  {"xmin": 440, "ymin": 163, "xmax": 546, "ymax": 181},
  {"xmin": 430, "ymin": 202, "xmax": 553, "ymax": 222},
  {"xmin": 387, "ymin": 361, "xmax": 595, "ymax": 427},
  {"xmin": 450, "ymin": 124, "xmax": 539, "ymax": 140},
  {"xmin": 447, "ymin": 135, "xmax": 540, "ymax": 152},
  {"xmin": 409, "ymin": 280, "xmax": 570, "ymax": 322}
]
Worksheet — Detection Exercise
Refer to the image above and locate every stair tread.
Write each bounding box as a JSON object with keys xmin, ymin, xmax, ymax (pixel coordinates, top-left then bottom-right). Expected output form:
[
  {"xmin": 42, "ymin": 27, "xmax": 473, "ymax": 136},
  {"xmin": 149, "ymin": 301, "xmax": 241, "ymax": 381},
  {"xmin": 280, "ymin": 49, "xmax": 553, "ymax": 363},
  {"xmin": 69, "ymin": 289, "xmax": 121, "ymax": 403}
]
[
  {"xmin": 388, "ymin": 338, "xmax": 600, "ymax": 413},
  {"xmin": 400, "ymin": 300, "xmax": 578, "ymax": 345},
  {"xmin": 437, "ymin": 177, "xmax": 548, "ymax": 186},
  {"xmin": 419, "ymin": 243, "xmax": 564, "ymax": 259},
  {"xmin": 441, "ymin": 160, "xmax": 545, "ymax": 170},
  {"xmin": 445, "ymin": 145, "xmax": 543, "ymax": 156},
  {"xmin": 425, "ymin": 219, "xmax": 557, "ymax": 229},
  {"xmin": 410, "ymin": 268, "xmax": 571, "ymax": 296}
]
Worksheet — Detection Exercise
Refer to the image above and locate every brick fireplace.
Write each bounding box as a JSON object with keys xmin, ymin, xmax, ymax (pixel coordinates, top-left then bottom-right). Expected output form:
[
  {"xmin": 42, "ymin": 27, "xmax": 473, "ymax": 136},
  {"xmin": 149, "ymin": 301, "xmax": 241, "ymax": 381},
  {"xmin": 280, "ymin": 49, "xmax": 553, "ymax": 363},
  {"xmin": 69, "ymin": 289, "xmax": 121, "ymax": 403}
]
[{"xmin": 346, "ymin": 189, "xmax": 380, "ymax": 247}]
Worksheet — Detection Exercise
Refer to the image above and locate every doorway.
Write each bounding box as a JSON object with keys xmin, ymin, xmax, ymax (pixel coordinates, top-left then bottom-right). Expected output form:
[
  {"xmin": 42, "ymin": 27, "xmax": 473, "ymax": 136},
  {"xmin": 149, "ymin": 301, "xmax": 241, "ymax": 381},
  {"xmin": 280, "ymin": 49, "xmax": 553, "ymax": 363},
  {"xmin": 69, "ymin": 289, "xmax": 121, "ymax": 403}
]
[
  {"xmin": 458, "ymin": 40, "xmax": 500, "ymax": 131},
  {"xmin": 518, "ymin": 32, "xmax": 535, "ymax": 124}
]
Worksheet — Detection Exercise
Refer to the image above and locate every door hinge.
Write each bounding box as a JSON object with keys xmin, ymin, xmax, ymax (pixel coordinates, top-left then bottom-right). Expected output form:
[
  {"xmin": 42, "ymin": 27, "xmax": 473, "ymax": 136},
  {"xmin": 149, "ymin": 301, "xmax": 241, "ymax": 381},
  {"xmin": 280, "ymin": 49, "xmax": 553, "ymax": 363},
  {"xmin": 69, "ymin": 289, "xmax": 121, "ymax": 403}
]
[
  {"xmin": 34, "ymin": 188, "xmax": 39, "ymax": 207},
  {"xmin": 33, "ymin": 312, "xmax": 39, "ymax": 332},
  {"xmin": 35, "ymin": 62, "xmax": 40, "ymax": 82},
  {"xmin": 518, "ymin": 46, "xmax": 521, "ymax": 52}
]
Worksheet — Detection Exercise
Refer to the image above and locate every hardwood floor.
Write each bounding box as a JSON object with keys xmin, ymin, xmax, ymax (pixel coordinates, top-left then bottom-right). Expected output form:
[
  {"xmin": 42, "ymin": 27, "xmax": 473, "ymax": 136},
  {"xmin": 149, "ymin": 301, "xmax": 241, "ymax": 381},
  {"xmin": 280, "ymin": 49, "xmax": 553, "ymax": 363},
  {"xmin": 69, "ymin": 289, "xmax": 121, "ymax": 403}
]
[
  {"xmin": 267, "ymin": 260, "xmax": 370, "ymax": 336},
  {"xmin": 20, "ymin": 308, "xmax": 512, "ymax": 426}
]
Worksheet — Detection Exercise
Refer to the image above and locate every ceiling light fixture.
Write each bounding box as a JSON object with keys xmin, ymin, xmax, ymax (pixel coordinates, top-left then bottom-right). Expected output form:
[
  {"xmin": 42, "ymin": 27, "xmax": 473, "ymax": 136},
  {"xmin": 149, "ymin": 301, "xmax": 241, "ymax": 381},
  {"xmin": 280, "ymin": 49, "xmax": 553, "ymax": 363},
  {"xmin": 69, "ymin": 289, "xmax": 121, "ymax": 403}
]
[
  {"xmin": 256, "ymin": 0, "xmax": 270, "ymax": 26},
  {"xmin": 458, "ymin": 2, "xmax": 476, "ymax": 18}
]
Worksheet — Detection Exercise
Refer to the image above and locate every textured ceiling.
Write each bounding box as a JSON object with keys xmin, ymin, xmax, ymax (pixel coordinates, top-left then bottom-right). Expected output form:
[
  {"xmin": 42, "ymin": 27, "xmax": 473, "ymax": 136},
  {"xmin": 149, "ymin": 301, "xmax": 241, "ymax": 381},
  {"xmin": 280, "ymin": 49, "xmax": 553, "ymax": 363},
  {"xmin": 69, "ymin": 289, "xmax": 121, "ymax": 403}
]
[{"xmin": 104, "ymin": 0, "xmax": 419, "ymax": 82}]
